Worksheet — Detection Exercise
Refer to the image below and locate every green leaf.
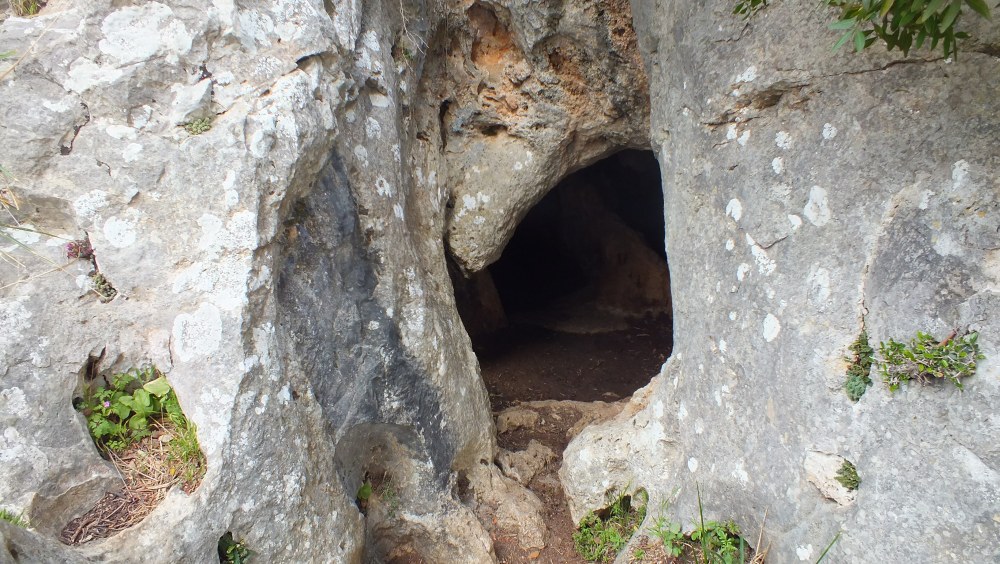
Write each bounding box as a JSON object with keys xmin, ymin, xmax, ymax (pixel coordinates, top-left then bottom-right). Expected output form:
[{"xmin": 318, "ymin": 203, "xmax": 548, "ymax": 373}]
[
  {"xmin": 830, "ymin": 18, "xmax": 860, "ymax": 29},
  {"xmin": 920, "ymin": 0, "xmax": 949, "ymax": 22},
  {"xmin": 965, "ymin": 0, "xmax": 991, "ymax": 19},
  {"xmin": 143, "ymin": 376, "xmax": 172, "ymax": 398},
  {"xmin": 880, "ymin": 0, "xmax": 897, "ymax": 17},
  {"xmin": 834, "ymin": 29, "xmax": 855, "ymax": 51},
  {"xmin": 941, "ymin": 0, "xmax": 963, "ymax": 27}
]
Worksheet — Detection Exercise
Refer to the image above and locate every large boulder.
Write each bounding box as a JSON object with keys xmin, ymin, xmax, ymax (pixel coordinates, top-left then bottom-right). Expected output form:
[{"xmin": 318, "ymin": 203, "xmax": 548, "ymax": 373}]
[
  {"xmin": 0, "ymin": 0, "xmax": 496, "ymax": 561},
  {"xmin": 562, "ymin": 2, "xmax": 1000, "ymax": 562}
]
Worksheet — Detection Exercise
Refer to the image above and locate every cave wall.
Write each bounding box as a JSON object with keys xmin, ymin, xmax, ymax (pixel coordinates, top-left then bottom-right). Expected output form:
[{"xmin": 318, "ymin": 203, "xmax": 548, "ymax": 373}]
[
  {"xmin": 0, "ymin": 0, "xmax": 647, "ymax": 561},
  {"xmin": 562, "ymin": 2, "xmax": 1000, "ymax": 562}
]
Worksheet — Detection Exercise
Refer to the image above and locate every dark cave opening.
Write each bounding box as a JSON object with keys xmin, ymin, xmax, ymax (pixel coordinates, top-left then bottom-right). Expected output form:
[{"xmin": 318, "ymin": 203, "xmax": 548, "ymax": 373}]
[{"xmin": 453, "ymin": 149, "xmax": 673, "ymax": 409}]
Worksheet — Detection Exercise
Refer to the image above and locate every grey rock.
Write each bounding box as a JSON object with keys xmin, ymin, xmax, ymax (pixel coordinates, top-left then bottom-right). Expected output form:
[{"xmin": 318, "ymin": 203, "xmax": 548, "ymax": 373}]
[
  {"xmin": 563, "ymin": 2, "xmax": 1000, "ymax": 562},
  {"xmin": 497, "ymin": 440, "xmax": 556, "ymax": 485}
]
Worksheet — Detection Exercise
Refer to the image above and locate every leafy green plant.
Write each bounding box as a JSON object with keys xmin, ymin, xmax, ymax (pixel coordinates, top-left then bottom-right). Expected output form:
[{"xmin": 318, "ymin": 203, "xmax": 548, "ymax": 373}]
[
  {"xmin": 879, "ymin": 330, "xmax": 984, "ymax": 391},
  {"xmin": 10, "ymin": 0, "xmax": 41, "ymax": 16},
  {"xmin": 733, "ymin": 0, "xmax": 992, "ymax": 58},
  {"xmin": 0, "ymin": 508, "xmax": 29, "ymax": 528},
  {"xmin": 573, "ymin": 487, "xmax": 648, "ymax": 563},
  {"xmin": 835, "ymin": 460, "xmax": 860, "ymax": 490},
  {"xmin": 650, "ymin": 511, "xmax": 685, "ymax": 557},
  {"xmin": 183, "ymin": 117, "xmax": 213, "ymax": 135},
  {"xmin": 78, "ymin": 367, "xmax": 186, "ymax": 452},
  {"xmin": 694, "ymin": 486, "xmax": 748, "ymax": 564},
  {"xmin": 218, "ymin": 532, "xmax": 252, "ymax": 564},
  {"xmin": 845, "ymin": 331, "xmax": 875, "ymax": 401}
]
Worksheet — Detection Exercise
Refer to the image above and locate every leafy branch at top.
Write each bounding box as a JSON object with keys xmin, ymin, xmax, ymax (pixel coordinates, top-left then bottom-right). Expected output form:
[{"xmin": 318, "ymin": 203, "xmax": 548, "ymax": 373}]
[
  {"xmin": 879, "ymin": 330, "xmax": 983, "ymax": 390},
  {"xmin": 734, "ymin": 0, "xmax": 993, "ymax": 58}
]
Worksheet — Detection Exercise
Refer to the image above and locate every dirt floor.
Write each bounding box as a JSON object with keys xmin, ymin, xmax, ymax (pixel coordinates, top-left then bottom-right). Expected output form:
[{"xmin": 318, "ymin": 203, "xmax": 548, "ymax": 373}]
[
  {"xmin": 472, "ymin": 313, "xmax": 672, "ymax": 563},
  {"xmin": 475, "ymin": 313, "xmax": 672, "ymax": 411}
]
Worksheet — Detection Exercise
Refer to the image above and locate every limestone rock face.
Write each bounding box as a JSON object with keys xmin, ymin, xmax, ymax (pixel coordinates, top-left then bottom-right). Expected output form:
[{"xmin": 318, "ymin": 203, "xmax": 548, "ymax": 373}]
[
  {"xmin": 432, "ymin": 0, "xmax": 650, "ymax": 273},
  {"xmin": 0, "ymin": 0, "xmax": 496, "ymax": 561},
  {"xmin": 563, "ymin": 2, "xmax": 1000, "ymax": 562}
]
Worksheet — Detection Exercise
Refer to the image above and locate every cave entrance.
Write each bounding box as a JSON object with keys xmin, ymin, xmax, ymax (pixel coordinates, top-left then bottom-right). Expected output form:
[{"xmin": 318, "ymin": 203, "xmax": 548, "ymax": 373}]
[{"xmin": 454, "ymin": 149, "xmax": 672, "ymax": 410}]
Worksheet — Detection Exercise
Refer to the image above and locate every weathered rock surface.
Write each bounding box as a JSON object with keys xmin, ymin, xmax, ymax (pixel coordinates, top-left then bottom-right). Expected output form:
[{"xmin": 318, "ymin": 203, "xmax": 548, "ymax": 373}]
[
  {"xmin": 3, "ymin": 0, "xmax": 997, "ymax": 562},
  {"xmin": 0, "ymin": 0, "xmax": 502, "ymax": 561},
  {"xmin": 563, "ymin": 2, "xmax": 1000, "ymax": 562}
]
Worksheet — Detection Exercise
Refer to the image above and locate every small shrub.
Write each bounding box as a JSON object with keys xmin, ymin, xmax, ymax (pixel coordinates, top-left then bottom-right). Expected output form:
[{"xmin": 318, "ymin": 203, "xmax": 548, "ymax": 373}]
[
  {"xmin": 90, "ymin": 272, "xmax": 117, "ymax": 302},
  {"xmin": 0, "ymin": 508, "xmax": 28, "ymax": 528},
  {"xmin": 879, "ymin": 330, "xmax": 984, "ymax": 391},
  {"xmin": 10, "ymin": 0, "xmax": 41, "ymax": 16},
  {"xmin": 218, "ymin": 532, "xmax": 252, "ymax": 564},
  {"xmin": 183, "ymin": 117, "xmax": 213, "ymax": 135},
  {"xmin": 844, "ymin": 331, "xmax": 874, "ymax": 401},
  {"xmin": 574, "ymin": 487, "xmax": 647, "ymax": 563},
  {"xmin": 650, "ymin": 512, "xmax": 685, "ymax": 557},
  {"xmin": 733, "ymin": 0, "xmax": 992, "ymax": 58},
  {"xmin": 835, "ymin": 460, "xmax": 860, "ymax": 491}
]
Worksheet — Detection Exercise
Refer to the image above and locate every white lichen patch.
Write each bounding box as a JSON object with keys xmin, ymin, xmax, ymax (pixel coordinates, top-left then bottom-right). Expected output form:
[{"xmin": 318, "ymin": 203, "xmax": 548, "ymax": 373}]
[
  {"xmin": 737, "ymin": 263, "xmax": 751, "ymax": 282},
  {"xmin": 65, "ymin": 58, "xmax": 125, "ymax": 93},
  {"xmin": 688, "ymin": 457, "xmax": 699, "ymax": 472},
  {"xmin": 365, "ymin": 116, "xmax": 381, "ymax": 139},
  {"xmin": 822, "ymin": 123, "xmax": 838, "ymax": 140},
  {"xmin": 103, "ymin": 212, "xmax": 140, "ymax": 248},
  {"xmin": 775, "ymin": 131, "xmax": 792, "ymax": 150},
  {"xmin": 375, "ymin": 176, "xmax": 395, "ymax": 198},
  {"xmin": 951, "ymin": 159, "xmax": 970, "ymax": 189},
  {"xmin": 99, "ymin": 3, "xmax": 193, "ymax": 65},
  {"xmin": 762, "ymin": 313, "xmax": 781, "ymax": 342},
  {"xmin": 735, "ymin": 65, "xmax": 758, "ymax": 83},
  {"xmin": 788, "ymin": 214, "xmax": 803, "ymax": 230},
  {"xmin": 771, "ymin": 157, "xmax": 784, "ymax": 175},
  {"xmin": 745, "ymin": 234, "xmax": 776, "ymax": 275},
  {"xmin": 353, "ymin": 145, "xmax": 369, "ymax": 167},
  {"xmin": 796, "ymin": 545, "xmax": 814, "ymax": 561},
  {"xmin": 0, "ymin": 298, "xmax": 32, "ymax": 352},
  {"xmin": 726, "ymin": 198, "xmax": 743, "ymax": 221},
  {"xmin": 172, "ymin": 302, "xmax": 223, "ymax": 362},
  {"xmin": 803, "ymin": 186, "xmax": 831, "ymax": 227},
  {"xmin": 918, "ymin": 189, "xmax": 935, "ymax": 210},
  {"xmin": 726, "ymin": 239, "xmax": 735, "ymax": 251}
]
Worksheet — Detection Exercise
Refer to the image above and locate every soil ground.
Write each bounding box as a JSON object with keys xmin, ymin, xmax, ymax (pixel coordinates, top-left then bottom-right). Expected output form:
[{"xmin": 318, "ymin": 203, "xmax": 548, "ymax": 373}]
[{"xmin": 472, "ymin": 313, "xmax": 672, "ymax": 563}]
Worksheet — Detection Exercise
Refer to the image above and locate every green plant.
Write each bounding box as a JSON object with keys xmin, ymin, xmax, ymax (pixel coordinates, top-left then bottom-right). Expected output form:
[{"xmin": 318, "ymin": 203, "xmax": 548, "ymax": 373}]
[
  {"xmin": 733, "ymin": 0, "xmax": 992, "ymax": 58},
  {"xmin": 218, "ymin": 532, "xmax": 252, "ymax": 564},
  {"xmin": 0, "ymin": 508, "xmax": 28, "ymax": 528},
  {"xmin": 165, "ymin": 415, "xmax": 205, "ymax": 487},
  {"xmin": 694, "ymin": 486, "xmax": 748, "ymax": 564},
  {"xmin": 834, "ymin": 460, "xmax": 860, "ymax": 490},
  {"xmin": 573, "ymin": 487, "xmax": 648, "ymax": 563},
  {"xmin": 815, "ymin": 532, "xmax": 841, "ymax": 563},
  {"xmin": 90, "ymin": 272, "xmax": 117, "ymax": 301},
  {"xmin": 77, "ymin": 367, "xmax": 186, "ymax": 452},
  {"xmin": 650, "ymin": 511, "xmax": 685, "ymax": 557},
  {"xmin": 633, "ymin": 548, "xmax": 646, "ymax": 559},
  {"xmin": 879, "ymin": 330, "xmax": 984, "ymax": 391},
  {"xmin": 10, "ymin": 0, "xmax": 41, "ymax": 16},
  {"xmin": 0, "ymin": 51, "xmax": 14, "ymax": 61},
  {"xmin": 183, "ymin": 117, "xmax": 213, "ymax": 135},
  {"xmin": 845, "ymin": 331, "xmax": 875, "ymax": 401},
  {"xmin": 376, "ymin": 478, "xmax": 401, "ymax": 518}
]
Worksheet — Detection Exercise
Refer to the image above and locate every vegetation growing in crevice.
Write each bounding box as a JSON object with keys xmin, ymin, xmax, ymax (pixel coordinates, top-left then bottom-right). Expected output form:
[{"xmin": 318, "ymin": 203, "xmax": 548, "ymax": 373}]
[
  {"xmin": 845, "ymin": 331, "xmax": 874, "ymax": 401},
  {"xmin": 835, "ymin": 460, "xmax": 860, "ymax": 491},
  {"xmin": 0, "ymin": 507, "xmax": 29, "ymax": 528},
  {"xmin": 734, "ymin": 0, "xmax": 992, "ymax": 58},
  {"xmin": 879, "ymin": 330, "xmax": 984, "ymax": 391},
  {"xmin": 637, "ymin": 491, "xmax": 764, "ymax": 564},
  {"xmin": 219, "ymin": 532, "xmax": 253, "ymax": 564},
  {"xmin": 574, "ymin": 487, "xmax": 648, "ymax": 562},
  {"xmin": 183, "ymin": 117, "xmax": 213, "ymax": 135},
  {"xmin": 62, "ymin": 367, "xmax": 206, "ymax": 544}
]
